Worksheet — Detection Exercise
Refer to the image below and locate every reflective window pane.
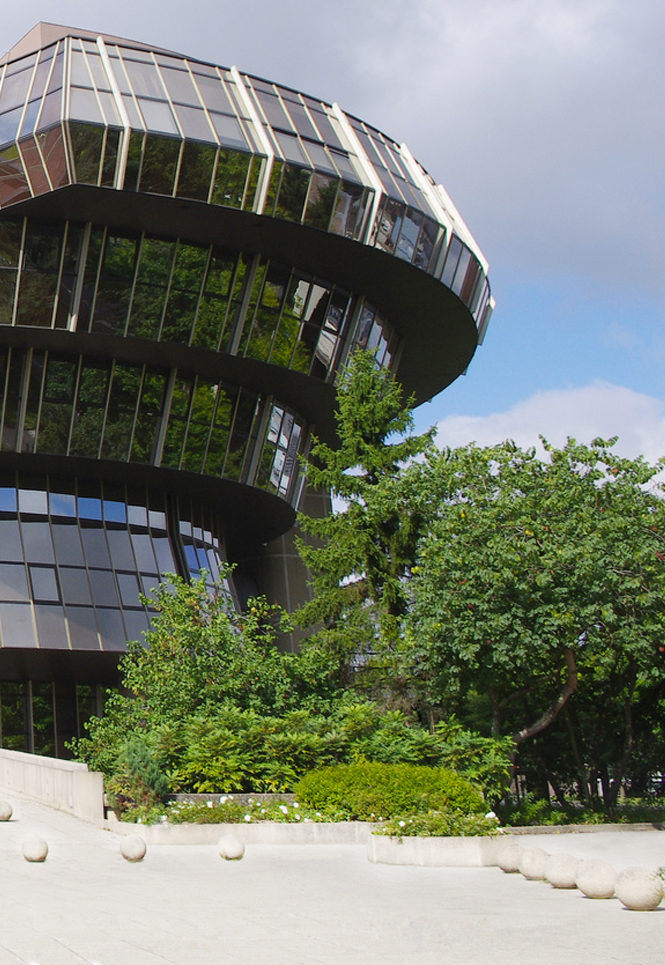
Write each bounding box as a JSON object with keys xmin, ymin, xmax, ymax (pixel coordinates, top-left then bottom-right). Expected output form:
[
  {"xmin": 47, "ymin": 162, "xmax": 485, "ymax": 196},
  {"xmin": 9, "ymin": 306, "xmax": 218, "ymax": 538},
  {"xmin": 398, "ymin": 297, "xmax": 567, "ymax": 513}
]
[
  {"xmin": 122, "ymin": 608, "xmax": 150, "ymax": 643},
  {"xmin": 88, "ymin": 569, "xmax": 119, "ymax": 607},
  {"xmin": 21, "ymin": 522, "xmax": 55, "ymax": 564},
  {"xmin": 96, "ymin": 607, "xmax": 127, "ymax": 651},
  {"xmin": 80, "ymin": 527, "xmax": 111, "ymax": 568},
  {"xmin": 34, "ymin": 603, "xmax": 69, "ymax": 649},
  {"xmin": 66, "ymin": 606, "xmax": 99, "ymax": 650},
  {"xmin": 0, "ymin": 563, "xmax": 29, "ymax": 601},
  {"xmin": 59, "ymin": 568, "xmax": 92, "ymax": 606},
  {"xmin": 0, "ymin": 519, "xmax": 22, "ymax": 561},
  {"xmin": 49, "ymin": 492, "xmax": 76, "ymax": 517},
  {"xmin": 0, "ymin": 603, "xmax": 36, "ymax": 647},
  {"xmin": 118, "ymin": 572, "xmax": 141, "ymax": 607},
  {"xmin": 29, "ymin": 566, "xmax": 59, "ymax": 602},
  {"xmin": 52, "ymin": 523, "xmax": 84, "ymax": 566},
  {"xmin": 106, "ymin": 528, "xmax": 135, "ymax": 570}
]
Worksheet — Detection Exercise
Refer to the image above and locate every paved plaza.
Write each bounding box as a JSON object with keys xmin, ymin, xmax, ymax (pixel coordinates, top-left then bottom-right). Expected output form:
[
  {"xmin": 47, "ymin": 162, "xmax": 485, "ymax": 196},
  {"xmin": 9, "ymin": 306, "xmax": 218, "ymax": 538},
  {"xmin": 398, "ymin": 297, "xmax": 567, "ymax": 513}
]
[{"xmin": 0, "ymin": 794, "xmax": 662, "ymax": 964}]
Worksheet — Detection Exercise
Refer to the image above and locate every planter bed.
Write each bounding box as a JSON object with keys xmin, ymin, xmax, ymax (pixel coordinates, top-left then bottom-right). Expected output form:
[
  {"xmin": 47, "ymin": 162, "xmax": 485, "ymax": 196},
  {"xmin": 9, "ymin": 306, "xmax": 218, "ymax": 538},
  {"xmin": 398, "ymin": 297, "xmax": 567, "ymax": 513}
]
[
  {"xmin": 367, "ymin": 834, "xmax": 511, "ymax": 867},
  {"xmin": 106, "ymin": 817, "xmax": 375, "ymax": 845}
]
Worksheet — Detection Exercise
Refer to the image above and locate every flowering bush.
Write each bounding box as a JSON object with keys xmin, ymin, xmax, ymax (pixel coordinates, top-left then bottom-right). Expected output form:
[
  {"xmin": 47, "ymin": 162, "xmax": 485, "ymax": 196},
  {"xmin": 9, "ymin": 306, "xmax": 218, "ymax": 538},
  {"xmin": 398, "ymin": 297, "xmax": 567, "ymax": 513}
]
[
  {"xmin": 119, "ymin": 795, "xmax": 345, "ymax": 825},
  {"xmin": 377, "ymin": 810, "xmax": 501, "ymax": 838}
]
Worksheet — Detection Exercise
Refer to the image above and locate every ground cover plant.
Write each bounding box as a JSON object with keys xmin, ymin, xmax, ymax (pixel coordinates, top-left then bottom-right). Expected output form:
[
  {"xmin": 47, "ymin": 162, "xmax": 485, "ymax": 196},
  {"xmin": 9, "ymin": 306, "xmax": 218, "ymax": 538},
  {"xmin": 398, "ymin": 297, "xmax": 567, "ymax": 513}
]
[{"xmin": 496, "ymin": 794, "xmax": 665, "ymax": 827}]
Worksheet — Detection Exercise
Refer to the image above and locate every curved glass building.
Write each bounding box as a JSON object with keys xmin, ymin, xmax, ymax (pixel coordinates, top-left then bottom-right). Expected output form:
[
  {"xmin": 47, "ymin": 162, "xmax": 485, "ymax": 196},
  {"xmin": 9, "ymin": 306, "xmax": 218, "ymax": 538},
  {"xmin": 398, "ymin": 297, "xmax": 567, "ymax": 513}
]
[{"xmin": 0, "ymin": 22, "xmax": 493, "ymax": 754}]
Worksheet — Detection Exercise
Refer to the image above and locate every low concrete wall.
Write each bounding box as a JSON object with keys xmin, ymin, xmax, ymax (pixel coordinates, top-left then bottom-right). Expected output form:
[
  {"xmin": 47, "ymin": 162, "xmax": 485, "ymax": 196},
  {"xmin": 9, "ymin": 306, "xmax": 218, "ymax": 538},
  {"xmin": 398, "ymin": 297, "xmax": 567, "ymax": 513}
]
[
  {"xmin": 108, "ymin": 818, "xmax": 375, "ymax": 845},
  {"xmin": 0, "ymin": 748, "xmax": 104, "ymax": 823},
  {"xmin": 367, "ymin": 834, "xmax": 511, "ymax": 867}
]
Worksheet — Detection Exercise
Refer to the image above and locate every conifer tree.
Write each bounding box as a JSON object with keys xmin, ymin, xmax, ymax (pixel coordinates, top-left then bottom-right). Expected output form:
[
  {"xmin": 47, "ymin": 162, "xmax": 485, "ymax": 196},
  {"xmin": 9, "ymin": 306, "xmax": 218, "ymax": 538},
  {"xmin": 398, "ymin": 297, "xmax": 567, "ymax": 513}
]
[{"xmin": 295, "ymin": 351, "xmax": 434, "ymax": 671}]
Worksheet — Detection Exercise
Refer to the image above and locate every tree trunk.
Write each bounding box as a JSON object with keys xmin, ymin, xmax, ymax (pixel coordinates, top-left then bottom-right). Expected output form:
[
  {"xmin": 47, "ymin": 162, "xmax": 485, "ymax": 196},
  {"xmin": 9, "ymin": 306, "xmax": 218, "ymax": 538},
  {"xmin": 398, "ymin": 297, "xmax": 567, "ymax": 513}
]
[
  {"xmin": 606, "ymin": 696, "xmax": 634, "ymax": 808},
  {"xmin": 489, "ymin": 686, "xmax": 502, "ymax": 737},
  {"xmin": 512, "ymin": 647, "xmax": 578, "ymax": 745},
  {"xmin": 563, "ymin": 705, "xmax": 590, "ymax": 804}
]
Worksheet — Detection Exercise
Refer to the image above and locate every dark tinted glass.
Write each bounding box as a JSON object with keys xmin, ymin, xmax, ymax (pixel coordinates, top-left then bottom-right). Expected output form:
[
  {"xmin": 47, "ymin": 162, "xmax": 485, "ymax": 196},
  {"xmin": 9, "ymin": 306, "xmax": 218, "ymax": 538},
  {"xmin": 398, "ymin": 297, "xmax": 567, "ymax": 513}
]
[
  {"xmin": 88, "ymin": 569, "xmax": 119, "ymax": 607},
  {"xmin": 52, "ymin": 523, "xmax": 85, "ymax": 566},
  {"xmin": 67, "ymin": 607, "xmax": 99, "ymax": 650},
  {"xmin": 59, "ymin": 567, "xmax": 92, "ymax": 606},
  {"xmin": 96, "ymin": 607, "xmax": 127, "ymax": 651},
  {"xmin": 106, "ymin": 528, "xmax": 135, "ymax": 570},
  {"xmin": 34, "ymin": 604, "xmax": 69, "ymax": 649},
  {"xmin": 0, "ymin": 519, "xmax": 22, "ymax": 561},
  {"xmin": 80, "ymin": 527, "xmax": 111, "ymax": 568},
  {"xmin": 29, "ymin": 566, "xmax": 59, "ymax": 602},
  {"xmin": 21, "ymin": 521, "xmax": 55, "ymax": 563},
  {"xmin": 0, "ymin": 563, "xmax": 29, "ymax": 601},
  {"xmin": 0, "ymin": 603, "xmax": 36, "ymax": 647}
]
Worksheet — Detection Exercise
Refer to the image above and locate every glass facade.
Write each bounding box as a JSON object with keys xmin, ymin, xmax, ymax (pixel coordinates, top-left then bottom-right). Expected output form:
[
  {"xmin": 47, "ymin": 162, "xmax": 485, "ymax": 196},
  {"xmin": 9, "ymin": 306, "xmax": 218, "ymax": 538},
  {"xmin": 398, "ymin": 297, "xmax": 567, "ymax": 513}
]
[
  {"xmin": 0, "ymin": 32, "xmax": 492, "ymax": 329},
  {"xmin": 0, "ymin": 680, "xmax": 101, "ymax": 756},
  {"xmin": 0, "ymin": 343, "xmax": 308, "ymax": 503},
  {"xmin": 0, "ymin": 474, "xmax": 228, "ymax": 653},
  {"xmin": 0, "ymin": 216, "xmax": 395, "ymax": 386},
  {"xmin": 0, "ymin": 23, "xmax": 492, "ymax": 756}
]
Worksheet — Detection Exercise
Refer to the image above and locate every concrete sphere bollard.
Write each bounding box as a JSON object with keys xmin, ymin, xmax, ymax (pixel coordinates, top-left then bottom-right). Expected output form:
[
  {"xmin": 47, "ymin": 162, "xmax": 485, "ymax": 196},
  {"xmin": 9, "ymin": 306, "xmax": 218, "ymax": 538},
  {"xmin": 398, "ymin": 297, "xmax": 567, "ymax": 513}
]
[
  {"xmin": 497, "ymin": 843, "xmax": 524, "ymax": 873},
  {"xmin": 614, "ymin": 867, "xmax": 664, "ymax": 911},
  {"xmin": 218, "ymin": 834, "xmax": 245, "ymax": 861},
  {"xmin": 575, "ymin": 859, "xmax": 617, "ymax": 898},
  {"xmin": 519, "ymin": 847, "xmax": 549, "ymax": 880},
  {"xmin": 120, "ymin": 834, "xmax": 147, "ymax": 862},
  {"xmin": 21, "ymin": 835, "xmax": 48, "ymax": 862},
  {"xmin": 0, "ymin": 801, "xmax": 12, "ymax": 821},
  {"xmin": 545, "ymin": 853, "xmax": 580, "ymax": 889}
]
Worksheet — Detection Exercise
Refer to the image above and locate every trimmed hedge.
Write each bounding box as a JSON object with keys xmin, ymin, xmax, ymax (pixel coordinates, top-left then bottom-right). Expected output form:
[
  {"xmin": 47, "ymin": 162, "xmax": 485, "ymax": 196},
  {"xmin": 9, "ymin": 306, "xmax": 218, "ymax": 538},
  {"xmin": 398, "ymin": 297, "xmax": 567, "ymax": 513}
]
[{"xmin": 294, "ymin": 762, "xmax": 484, "ymax": 820}]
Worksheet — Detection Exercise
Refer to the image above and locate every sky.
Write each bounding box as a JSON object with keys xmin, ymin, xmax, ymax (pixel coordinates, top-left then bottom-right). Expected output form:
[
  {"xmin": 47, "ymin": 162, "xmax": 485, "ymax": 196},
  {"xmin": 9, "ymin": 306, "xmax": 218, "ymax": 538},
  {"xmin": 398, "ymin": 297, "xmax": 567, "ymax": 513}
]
[{"xmin": 4, "ymin": 1, "xmax": 664, "ymax": 461}]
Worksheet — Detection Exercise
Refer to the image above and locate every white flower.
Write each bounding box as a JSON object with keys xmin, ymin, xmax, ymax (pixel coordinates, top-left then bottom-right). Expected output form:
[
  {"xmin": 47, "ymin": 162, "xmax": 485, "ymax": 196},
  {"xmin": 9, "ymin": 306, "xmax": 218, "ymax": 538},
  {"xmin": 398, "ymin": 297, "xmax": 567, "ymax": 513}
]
[
  {"xmin": 220, "ymin": 796, "xmax": 228, "ymax": 804},
  {"xmin": 485, "ymin": 811, "xmax": 497, "ymax": 821},
  {"xmin": 398, "ymin": 820, "xmax": 406, "ymax": 828},
  {"xmin": 243, "ymin": 814, "xmax": 251, "ymax": 822},
  {"xmin": 293, "ymin": 802, "xmax": 299, "ymax": 808},
  {"xmin": 160, "ymin": 815, "xmax": 168, "ymax": 823},
  {"xmin": 207, "ymin": 800, "xmax": 213, "ymax": 808},
  {"xmin": 295, "ymin": 813, "xmax": 301, "ymax": 820},
  {"xmin": 279, "ymin": 804, "xmax": 289, "ymax": 814}
]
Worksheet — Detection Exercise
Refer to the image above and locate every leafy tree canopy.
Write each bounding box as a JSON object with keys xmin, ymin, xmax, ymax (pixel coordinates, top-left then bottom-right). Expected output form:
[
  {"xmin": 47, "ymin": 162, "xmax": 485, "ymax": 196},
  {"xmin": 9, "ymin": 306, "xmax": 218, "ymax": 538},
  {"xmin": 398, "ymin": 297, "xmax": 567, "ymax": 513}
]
[{"xmin": 407, "ymin": 437, "xmax": 665, "ymax": 803}]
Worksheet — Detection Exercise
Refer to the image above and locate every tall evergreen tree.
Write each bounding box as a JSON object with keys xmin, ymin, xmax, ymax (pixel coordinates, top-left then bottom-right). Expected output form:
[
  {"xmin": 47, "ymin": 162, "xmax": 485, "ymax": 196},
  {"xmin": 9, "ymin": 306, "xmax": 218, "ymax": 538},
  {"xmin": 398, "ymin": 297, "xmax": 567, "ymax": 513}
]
[{"xmin": 295, "ymin": 351, "xmax": 434, "ymax": 678}]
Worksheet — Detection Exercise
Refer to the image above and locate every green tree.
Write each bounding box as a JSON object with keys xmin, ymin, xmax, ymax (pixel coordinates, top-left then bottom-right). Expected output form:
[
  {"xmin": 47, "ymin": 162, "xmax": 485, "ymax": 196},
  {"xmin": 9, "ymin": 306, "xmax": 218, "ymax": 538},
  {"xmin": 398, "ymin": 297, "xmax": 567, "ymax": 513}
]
[
  {"xmin": 295, "ymin": 350, "xmax": 434, "ymax": 687},
  {"xmin": 71, "ymin": 570, "xmax": 510, "ymax": 799},
  {"xmin": 408, "ymin": 438, "xmax": 665, "ymax": 804}
]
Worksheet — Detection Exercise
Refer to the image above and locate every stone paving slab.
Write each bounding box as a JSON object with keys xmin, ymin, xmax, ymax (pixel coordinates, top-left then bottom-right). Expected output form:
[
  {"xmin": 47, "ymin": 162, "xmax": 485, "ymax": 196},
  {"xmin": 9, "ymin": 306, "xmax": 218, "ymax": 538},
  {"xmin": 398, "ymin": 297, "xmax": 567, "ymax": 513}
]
[{"xmin": 0, "ymin": 792, "xmax": 662, "ymax": 964}]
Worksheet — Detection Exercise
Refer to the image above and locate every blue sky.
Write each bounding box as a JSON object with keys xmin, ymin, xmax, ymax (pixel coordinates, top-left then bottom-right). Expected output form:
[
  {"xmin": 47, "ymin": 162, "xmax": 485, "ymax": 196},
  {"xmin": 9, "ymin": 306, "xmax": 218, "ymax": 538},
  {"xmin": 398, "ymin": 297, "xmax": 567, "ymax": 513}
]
[{"xmin": 5, "ymin": 1, "xmax": 664, "ymax": 460}]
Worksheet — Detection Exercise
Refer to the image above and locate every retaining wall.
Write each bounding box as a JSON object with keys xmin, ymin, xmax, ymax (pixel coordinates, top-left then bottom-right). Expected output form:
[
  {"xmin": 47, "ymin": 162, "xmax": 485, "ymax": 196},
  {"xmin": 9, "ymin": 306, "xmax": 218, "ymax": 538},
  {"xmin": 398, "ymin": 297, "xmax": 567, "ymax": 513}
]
[
  {"xmin": 0, "ymin": 749, "xmax": 104, "ymax": 823},
  {"xmin": 108, "ymin": 818, "xmax": 375, "ymax": 845}
]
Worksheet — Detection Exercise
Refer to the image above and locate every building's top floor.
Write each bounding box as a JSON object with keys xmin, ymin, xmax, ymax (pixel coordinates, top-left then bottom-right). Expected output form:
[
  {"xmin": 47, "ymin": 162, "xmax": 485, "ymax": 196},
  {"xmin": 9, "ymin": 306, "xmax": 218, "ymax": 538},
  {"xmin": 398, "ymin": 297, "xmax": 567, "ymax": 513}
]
[{"xmin": 0, "ymin": 23, "xmax": 493, "ymax": 343}]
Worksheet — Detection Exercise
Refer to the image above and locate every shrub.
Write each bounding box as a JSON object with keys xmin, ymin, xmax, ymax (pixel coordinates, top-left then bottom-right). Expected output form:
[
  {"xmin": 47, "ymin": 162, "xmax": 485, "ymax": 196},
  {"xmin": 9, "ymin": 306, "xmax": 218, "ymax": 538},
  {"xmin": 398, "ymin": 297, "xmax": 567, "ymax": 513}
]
[
  {"xmin": 497, "ymin": 794, "xmax": 665, "ymax": 827},
  {"xmin": 294, "ymin": 762, "xmax": 484, "ymax": 820},
  {"xmin": 106, "ymin": 739, "xmax": 169, "ymax": 815}
]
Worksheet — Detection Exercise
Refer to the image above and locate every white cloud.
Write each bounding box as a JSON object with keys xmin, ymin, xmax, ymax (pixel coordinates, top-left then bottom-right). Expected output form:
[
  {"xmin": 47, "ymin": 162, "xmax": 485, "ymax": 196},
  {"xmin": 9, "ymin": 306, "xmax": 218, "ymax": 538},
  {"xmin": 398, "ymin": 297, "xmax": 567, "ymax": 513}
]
[{"xmin": 434, "ymin": 382, "xmax": 665, "ymax": 463}]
